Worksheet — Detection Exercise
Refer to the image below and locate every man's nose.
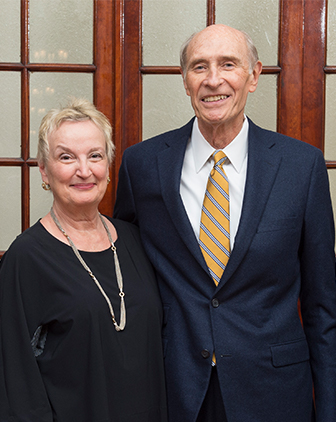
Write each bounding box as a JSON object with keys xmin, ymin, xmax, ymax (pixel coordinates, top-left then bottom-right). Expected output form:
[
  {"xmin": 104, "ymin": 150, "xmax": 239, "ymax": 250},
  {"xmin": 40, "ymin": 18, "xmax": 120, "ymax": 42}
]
[{"xmin": 205, "ymin": 67, "xmax": 224, "ymax": 87}]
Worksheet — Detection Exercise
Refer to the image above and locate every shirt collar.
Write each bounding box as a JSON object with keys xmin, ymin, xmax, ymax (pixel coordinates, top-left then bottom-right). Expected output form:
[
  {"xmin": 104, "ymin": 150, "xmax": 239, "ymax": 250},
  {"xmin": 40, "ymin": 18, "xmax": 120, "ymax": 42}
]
[{"xmin": 191, "ymin": 117, "xmax": 249, "ymax": 173}]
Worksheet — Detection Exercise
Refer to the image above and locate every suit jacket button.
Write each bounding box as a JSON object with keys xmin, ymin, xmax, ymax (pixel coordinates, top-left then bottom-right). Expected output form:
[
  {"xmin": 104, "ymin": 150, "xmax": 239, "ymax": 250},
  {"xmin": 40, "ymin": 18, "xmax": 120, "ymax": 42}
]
[
  {"xmin": 212, "ymin": 298, "xmax": 219, "ymax": 308},
  {"xmin": 201, "ymin": 349, "xmax": 210, "ymax": 359}
]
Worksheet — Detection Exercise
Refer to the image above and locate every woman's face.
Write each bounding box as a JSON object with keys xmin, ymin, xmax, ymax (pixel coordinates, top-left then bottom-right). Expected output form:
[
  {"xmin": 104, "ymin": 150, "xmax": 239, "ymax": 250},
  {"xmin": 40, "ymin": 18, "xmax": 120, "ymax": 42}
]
[{"xmin": 39, "ymin": 120, "xmax": 109, "ymax": 212}]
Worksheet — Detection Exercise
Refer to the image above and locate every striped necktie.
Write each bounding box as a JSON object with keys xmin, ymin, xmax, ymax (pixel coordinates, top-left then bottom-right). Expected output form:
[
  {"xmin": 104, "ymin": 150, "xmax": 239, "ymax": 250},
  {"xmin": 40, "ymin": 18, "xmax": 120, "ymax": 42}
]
[{"xmin": 199, "ymin": 150, "xmax": 230, "ymax": 285}]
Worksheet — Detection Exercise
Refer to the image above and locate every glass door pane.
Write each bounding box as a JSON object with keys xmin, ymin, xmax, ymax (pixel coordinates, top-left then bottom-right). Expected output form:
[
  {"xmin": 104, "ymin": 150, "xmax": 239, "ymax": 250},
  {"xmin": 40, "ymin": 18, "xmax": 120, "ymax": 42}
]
[{"xmin": 29, "ymin": 0, "xmax": 93, "ymax": 64}]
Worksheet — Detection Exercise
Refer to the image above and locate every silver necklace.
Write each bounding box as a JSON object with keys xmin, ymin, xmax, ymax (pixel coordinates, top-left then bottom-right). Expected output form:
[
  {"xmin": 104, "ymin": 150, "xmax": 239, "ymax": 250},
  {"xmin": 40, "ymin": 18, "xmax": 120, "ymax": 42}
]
[{"xmin": 50, "ymin": 207, "xmax": 126, "ymax": 331}]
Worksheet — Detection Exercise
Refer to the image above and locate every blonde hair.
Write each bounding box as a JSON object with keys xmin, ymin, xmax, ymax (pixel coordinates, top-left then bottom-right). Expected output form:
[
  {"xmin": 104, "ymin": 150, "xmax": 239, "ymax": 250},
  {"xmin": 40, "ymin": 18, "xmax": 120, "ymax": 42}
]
[{"xmin": 37, "ymin": 98, "xmax": 114, "ymax": 165}]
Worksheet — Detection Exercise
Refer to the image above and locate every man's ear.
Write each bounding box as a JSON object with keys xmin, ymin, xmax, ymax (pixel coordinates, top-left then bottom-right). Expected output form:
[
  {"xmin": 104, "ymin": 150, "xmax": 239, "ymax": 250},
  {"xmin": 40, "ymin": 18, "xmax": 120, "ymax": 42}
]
[
  {"xmin": 181, "ymin": 69, "xmax": 191, "ymax": 97},
  {"xmin": 249, "ymin": 60, "xmax": 262, "ymax": 93}
]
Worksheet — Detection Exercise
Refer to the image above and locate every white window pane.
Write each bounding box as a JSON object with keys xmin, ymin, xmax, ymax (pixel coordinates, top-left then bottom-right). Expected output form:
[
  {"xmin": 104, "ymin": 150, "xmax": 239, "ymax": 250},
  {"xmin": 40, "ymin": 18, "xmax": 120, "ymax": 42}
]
[
  {"xmin": 327, "ymin": 0, "xmax": 336, "ymax": 65},
  {"xmin": 0, "ymin": 72, "xmax": 21, "ymax": 157},
  {"xmin": 0, "ymin": 168, "xmax": 21, "ymax": 251},
  {"xmin": 143, "ymin": 0, "xmax": 207, "ymax": 66},
  {"xmin": 30, "ymin": 0, "xmax": 93, "ymax": 64},
  {"xmin": 245, "ymin": 74, "xmax": 277, "ymax": 132},
  {"xmin": 0, "ymin": 0, "xmax": 20, "ymax": 62},
  {"xmin": 143, "ymin": 74, "xmax": 194, "ymax": 140},
  {"xmin": 30, "ymin": 167, "xmax": 54, "ymax": 226},
  {"xmin": 30, "ymin": 72, "xmax": 93, "ymax": 157},
  {"xmin": 216, "ymin": 0, "xmax": 279, "ymax": 66},
  {"xmin": 325, "ymin": 75, "xmax": 336, "ymax": 160}
]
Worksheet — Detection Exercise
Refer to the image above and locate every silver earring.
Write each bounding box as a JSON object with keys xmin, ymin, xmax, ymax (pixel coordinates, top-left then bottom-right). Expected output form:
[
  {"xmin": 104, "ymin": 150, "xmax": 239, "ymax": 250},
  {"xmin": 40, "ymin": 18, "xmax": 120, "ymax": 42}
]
[{"xmin": 42, "ymin": 182, "xmax": 51, "ymax": 191}]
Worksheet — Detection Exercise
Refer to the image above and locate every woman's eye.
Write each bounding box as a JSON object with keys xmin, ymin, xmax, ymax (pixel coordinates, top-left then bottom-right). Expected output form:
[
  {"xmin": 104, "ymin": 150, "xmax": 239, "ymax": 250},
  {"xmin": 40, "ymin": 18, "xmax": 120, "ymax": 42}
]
[
  {"xmin": 60, "ymin": 154, "xmax": 72, "ymax": 161},
  {"xmin": 91, "ymin": 153, "xmax": 103, "ymax": 159}
]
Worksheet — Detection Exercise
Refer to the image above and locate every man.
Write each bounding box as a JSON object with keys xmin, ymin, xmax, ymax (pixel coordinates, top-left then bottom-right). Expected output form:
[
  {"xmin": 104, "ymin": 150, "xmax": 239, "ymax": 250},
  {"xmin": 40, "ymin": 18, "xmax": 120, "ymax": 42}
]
[{"xmin": 114, "ymin": 25, "xmax": 336, "ymax": 421}]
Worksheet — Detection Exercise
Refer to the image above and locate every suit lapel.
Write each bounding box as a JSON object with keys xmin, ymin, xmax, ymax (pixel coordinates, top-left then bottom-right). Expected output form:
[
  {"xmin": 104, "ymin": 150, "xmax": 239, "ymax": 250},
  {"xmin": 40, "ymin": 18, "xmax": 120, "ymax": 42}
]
[
  {"xmin": 157, "ymin": 120, "xmax": 209, "ymax": 272},
  {"xmin": 156, "ymin": 119, "xmax": 283, "ymax": 286},
  {"xmin": 219, "ymin": 120, "xmax": 282, "ymax": 287}
]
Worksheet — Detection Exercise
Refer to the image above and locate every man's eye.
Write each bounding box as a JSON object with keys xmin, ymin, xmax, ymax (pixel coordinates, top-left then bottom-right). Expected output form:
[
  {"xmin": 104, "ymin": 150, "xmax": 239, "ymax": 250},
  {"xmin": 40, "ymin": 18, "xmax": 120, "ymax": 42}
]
[{"xmin": 194, "ymin": 65, "xmax": 205, "ymax": 71}]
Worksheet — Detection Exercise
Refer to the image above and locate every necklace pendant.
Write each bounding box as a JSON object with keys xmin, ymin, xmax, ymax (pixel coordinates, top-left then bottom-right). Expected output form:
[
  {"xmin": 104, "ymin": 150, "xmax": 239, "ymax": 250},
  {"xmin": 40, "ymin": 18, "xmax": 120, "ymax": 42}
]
[{"xmin": 50, "ymin": 207, "xmax": 126, "ymax": 331}]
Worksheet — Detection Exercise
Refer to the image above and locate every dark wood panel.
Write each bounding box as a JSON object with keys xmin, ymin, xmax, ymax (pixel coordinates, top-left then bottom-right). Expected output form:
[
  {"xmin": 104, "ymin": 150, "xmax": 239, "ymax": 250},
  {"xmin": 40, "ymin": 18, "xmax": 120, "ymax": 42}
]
[
  {"xmin": 301, "ymin": 0, "xmax": 326, "ymax": 150},
  {"xmin": 0, "ymin": 63, "xmax": 96, "ymax": 72},
  {"xmin": 123, "ymin": 0, "xmax": 142, "ymax": 151},
  {"xmin": 140, "ymin": 65, "xmax": 281, "ymax": 75},
  {"xmin": 325, "ymin": 66, "xmax": 336, "ymax": 73},
  {"xmin": 111, "ymin": 0, "xmax": 125, "ymax": 176},
  {"xmin": 0, "ymin": 159, "xmax": 24, "ymax": 165},
  {"xmin": 94, "ymin": 0, "xmax": 115, "ymax": 216},
  {"xmin": 278, "ymin": 0, "xmax": 326, "ymax": 151},
  {"xmin": 0, "ymin": 63, "xmax": 25, "ymax": 70},
  {"xmin": 278, "ymin": 0, "xmax": 304, "ymax": 139},
  {"xmin": 207, "ymin": 0, "xmax": 215, "ymax": 26},
  {"xmin": 140, "ymin": 66, "xmax": 182, "ymax": 74},
  {"xmin": 26, "ymin": 64, "xmax": 96, "ymax": 72}
]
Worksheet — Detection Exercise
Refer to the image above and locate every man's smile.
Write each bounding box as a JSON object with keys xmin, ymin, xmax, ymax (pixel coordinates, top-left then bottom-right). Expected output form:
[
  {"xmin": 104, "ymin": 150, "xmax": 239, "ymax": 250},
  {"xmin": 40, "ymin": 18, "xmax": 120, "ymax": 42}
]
[{"xmin": 202, "ymin": 95, "xmax": 229, "ymax": 102}]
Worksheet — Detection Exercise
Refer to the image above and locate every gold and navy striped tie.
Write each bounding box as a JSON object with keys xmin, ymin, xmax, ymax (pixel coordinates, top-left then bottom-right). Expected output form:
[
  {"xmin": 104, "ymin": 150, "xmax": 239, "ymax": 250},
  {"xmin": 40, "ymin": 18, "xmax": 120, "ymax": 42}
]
[{"xmin": 199, "ymin": 150, "xmax": 230, "ymax": 285}]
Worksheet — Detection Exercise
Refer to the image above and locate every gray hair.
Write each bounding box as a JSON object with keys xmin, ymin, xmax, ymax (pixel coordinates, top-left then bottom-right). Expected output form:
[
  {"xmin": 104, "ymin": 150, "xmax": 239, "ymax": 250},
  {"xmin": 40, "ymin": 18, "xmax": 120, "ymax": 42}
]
[
  {"xmin": 37, "ymin": 98, "xmax": 114, "ymax": 165},
  {"xmin": 180, "ymin": 27, "xmax": 259, "ymax": 76}
]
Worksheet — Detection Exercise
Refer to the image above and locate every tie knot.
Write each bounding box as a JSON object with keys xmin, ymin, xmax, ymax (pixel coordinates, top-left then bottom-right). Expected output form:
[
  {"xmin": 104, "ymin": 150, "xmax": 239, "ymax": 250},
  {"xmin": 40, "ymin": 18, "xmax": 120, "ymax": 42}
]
[{"xmin": 213, "ymin": 150, "xmax": 227, "ymax": 167}]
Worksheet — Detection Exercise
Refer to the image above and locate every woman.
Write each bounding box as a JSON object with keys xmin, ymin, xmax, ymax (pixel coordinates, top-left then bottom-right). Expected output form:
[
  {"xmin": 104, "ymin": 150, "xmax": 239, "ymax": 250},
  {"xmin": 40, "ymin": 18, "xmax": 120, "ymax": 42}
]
[{"xmin": 0, "ymin": 99, "xmax": 167, "ymax": 422}]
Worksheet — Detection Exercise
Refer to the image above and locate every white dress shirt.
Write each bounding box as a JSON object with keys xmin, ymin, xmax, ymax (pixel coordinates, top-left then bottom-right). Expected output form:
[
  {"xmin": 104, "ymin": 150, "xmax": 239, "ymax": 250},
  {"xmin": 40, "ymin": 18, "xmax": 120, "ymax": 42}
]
[{"xmin": 180, "ymin": 118, "xmax": 249, "ymax": 250}]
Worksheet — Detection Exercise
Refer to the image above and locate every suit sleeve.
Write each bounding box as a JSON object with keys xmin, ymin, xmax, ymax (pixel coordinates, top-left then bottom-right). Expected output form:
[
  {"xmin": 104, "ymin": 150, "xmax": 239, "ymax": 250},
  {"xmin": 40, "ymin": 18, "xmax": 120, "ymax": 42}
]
[
  {"xmin": 113, "ymin": 150, "xmax": 139, "ymax": 225},
  {"xmin": 0, "ymin": 248, "xmax": 53, "ymax": 422},
  {"xmin": 299, "ymin": 150, "xmax": 336, "ymax": 420}
]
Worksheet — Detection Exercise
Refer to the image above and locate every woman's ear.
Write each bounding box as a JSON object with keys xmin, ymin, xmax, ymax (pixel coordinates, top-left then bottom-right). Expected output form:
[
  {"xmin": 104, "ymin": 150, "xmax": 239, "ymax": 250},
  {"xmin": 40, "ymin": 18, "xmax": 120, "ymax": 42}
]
[{"xmin": 39, "ymin": 162, "xmax": 49, "ymax": 184}]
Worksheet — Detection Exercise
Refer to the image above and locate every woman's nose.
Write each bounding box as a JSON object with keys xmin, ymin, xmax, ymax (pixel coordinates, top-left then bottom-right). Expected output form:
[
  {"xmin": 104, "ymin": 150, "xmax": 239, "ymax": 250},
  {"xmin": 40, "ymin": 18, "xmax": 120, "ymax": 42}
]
[{"xmin": 76, "ymin": 159, "xmax": 92, "ymax": 178}]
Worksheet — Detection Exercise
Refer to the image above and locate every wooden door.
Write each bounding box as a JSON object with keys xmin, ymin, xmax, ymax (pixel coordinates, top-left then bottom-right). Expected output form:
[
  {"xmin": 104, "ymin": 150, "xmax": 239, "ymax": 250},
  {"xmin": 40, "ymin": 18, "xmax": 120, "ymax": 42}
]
[
  {"xmin": 1, "ymin": 0, "xmax": 334, "ymax": 256},
  {"xmin": 114, "ymin": 0, "xmax": 336, "ymax": 226},
  {"xmin": 118, "ymin": 0, "xmax": 329, "ymax": 145},
  {"xmin": 0, "ymin": 0, "xmax": 115, "ymax": 256}
]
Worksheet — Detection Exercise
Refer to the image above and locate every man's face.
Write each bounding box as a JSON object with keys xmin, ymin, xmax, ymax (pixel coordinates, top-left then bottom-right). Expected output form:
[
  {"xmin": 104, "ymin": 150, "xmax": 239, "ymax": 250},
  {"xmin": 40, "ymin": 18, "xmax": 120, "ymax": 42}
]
[{"xmin": 183, "ymin": 25, "xmax": 261, "ymax": 136}]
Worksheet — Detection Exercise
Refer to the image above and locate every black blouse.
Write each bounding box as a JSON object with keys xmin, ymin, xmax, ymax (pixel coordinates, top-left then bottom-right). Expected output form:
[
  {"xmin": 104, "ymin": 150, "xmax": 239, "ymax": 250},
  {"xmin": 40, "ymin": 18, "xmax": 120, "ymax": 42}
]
[{"xmin": 0, "ymin": 218, "xmax": 167, "ymax": 422}]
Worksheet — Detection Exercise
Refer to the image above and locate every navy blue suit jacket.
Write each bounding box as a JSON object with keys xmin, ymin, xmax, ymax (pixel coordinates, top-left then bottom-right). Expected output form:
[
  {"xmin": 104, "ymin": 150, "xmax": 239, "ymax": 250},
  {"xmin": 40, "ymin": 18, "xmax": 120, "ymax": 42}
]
[{"xmin": 114, "ymin": 118, "xmax": 336, "ymax": 422}]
